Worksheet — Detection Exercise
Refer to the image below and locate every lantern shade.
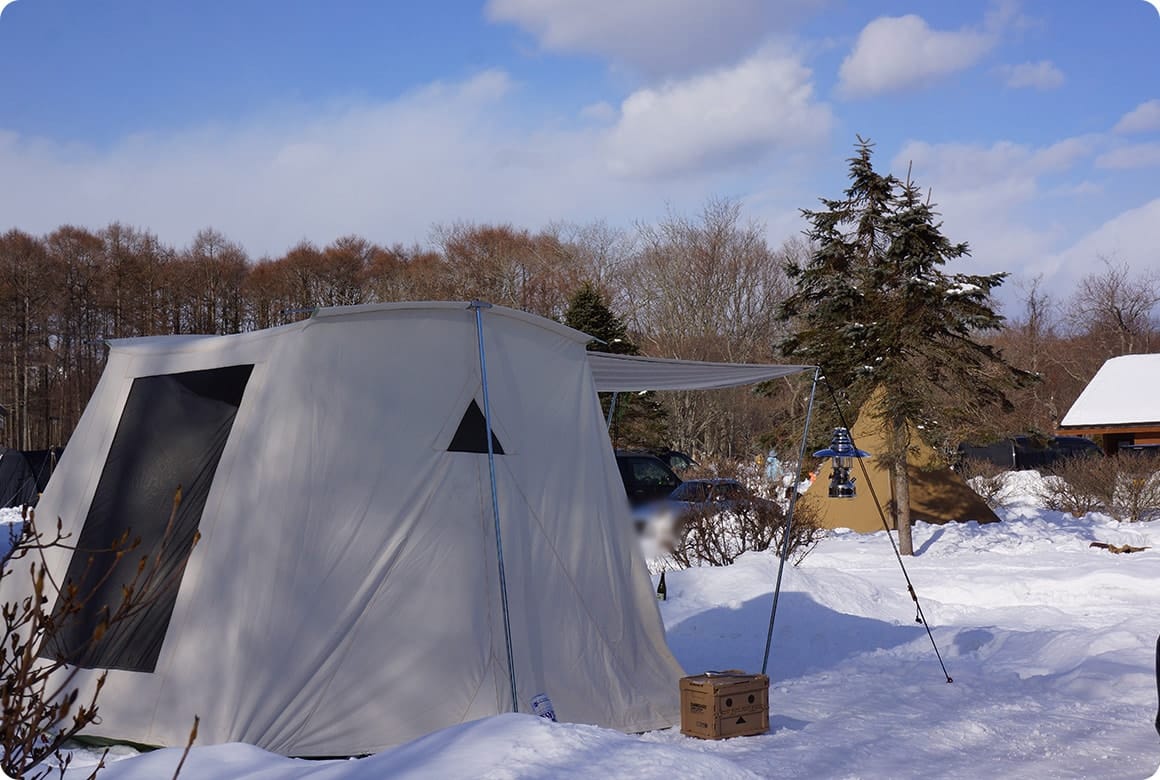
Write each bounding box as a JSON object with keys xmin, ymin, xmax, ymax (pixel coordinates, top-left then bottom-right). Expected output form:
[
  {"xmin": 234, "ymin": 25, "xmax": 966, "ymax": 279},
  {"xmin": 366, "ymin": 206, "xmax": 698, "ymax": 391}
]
[{"xmin": 812, "ymin": 427, "xmax": 870, "ymax": 460}]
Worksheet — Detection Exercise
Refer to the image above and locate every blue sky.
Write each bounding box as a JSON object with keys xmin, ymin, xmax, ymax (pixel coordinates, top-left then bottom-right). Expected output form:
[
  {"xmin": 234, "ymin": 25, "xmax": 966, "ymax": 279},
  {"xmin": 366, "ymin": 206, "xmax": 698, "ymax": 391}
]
[{"xmin": 0, "ymin": 0, "xmax": 1157, "ymax": 311}]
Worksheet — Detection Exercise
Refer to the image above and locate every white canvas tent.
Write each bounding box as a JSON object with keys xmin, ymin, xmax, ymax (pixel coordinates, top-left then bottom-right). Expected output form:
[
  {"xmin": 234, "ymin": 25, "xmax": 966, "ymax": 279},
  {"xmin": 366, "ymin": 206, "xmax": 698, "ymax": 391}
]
[{"xmin": 13, "ymin": 302, "xmax": 809, "ymax": 757}]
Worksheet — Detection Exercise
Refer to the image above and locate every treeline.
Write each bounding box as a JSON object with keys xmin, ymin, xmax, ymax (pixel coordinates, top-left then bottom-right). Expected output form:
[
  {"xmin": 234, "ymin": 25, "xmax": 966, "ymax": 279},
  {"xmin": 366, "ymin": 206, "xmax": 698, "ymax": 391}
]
[
  {"xmin": 2, "ymin": 200, "xmax": 1156, "ymax": 458},
  {"xmin": 0, "ymin": 200, "xmax": 797, "ymax": 454}
]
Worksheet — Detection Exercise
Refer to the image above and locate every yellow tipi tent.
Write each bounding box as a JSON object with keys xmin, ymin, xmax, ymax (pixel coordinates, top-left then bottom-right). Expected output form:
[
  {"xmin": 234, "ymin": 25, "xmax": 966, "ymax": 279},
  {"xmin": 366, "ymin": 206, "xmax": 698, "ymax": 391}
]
[{"xmin": 803, "ymin": 389, "xmax": 1000, "ymax": 533}]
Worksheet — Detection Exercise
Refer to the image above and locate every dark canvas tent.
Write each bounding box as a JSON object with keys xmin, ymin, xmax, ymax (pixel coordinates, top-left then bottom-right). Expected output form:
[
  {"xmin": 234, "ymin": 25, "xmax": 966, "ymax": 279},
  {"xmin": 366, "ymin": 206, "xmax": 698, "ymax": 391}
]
[
  {"xmin": 0, "ymin": 448, "xmax": 39, "ymax": 507},
  {"xmin": 803, "ymin": 389, "xmax": 1000, "ymax": 533},
  {"xmin": 21, "ymin": 448, "xmax": 61, "ymax": 493}
]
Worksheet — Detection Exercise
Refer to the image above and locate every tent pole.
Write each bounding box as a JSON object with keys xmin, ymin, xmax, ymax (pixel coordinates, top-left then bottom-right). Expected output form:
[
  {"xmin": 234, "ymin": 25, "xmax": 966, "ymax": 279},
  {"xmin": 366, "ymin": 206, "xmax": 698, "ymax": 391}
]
[
  {"xmin": 606, "ymin": 392, "xmax": 619, "ymax": 432},
  {"xmin": 761, "ymin": 366, "xmax": 820, "ymax": 676},
  {"xmin": 469, "ymin": 301, "xmax": 520, "ymax": 714}
]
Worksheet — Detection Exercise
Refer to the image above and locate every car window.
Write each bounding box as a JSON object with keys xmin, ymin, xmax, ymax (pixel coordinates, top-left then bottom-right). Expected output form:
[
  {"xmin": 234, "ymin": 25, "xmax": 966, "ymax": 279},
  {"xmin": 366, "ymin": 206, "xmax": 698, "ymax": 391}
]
[
  {"xmin": 713, "ymin": 483, "xmax": 747, "ymax": 501},
  {"xmin": 631, "ymin": 458, "xmax": 679, "ymax": 488},
  {"xmin": 672, "ymin": 482, "xmax": 708, "ymax": 502}
]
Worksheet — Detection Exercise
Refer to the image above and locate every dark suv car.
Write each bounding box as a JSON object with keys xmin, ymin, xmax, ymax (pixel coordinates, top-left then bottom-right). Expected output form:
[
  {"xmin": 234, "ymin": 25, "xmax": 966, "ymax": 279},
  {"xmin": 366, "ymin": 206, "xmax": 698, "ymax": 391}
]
[
  {"xmin": 614, "ymin": 451, "xmax": 682, "ymax": 507},
  {"xmin": 649, "ymin": 449, "xmax": 697, "ymax": 474},
  {"xmin": 957, "ymin": 435, "xmax": 1101, "ymax": 471}
]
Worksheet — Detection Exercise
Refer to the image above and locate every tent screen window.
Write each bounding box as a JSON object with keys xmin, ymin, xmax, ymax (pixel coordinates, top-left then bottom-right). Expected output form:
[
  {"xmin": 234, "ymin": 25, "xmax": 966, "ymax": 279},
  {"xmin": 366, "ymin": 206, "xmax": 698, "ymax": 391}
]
[{"xmin": 45, "ymin": 364, "xmax": 253, "ymax": 673}]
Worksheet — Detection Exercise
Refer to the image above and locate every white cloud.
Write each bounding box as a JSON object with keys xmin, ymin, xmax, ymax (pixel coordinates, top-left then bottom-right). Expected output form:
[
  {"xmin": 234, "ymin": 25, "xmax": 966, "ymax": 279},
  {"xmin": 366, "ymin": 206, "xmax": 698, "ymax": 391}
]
[
  {"xmin": 1050, "ymin": 180, "xmax": 1103, "ymax": 198},
  {"xmin": 579, "ymin": 101, "xmax": 616, "ymax": 122},
  {"xmin": 1113, "ymin": 99, "xmax": 1160, "ymax": 134},
  {"xmin": 1044, "ymin": 198, "xmax": 1160, "ymax": 285},
  {"xmin": 895, "ymin": 137, "xmax": 1090, "ymax": 190},
  {"xmin": 888, "ymin": 137, "xmax": 1160, "ymax": 308},
  {"xmin": 0, "ymin": 69, "xmax": 795, "ymax": 258},
  {"xmin": 0, "ymin": 71, "xmax": 593, "ymax": 255},
  {"xmin": 886, "ymin": 137, "xmax": 1096, "ymax": 304},
  {"xmin": 485, "ymin": 0, "xmax": 826, "ymax": 76},
  {"xmin": 1094, "ymin": 142, "xmax": 1160, "ymax": 169},
  {"xmin": 838, "ymin": 14, "xmax": 995, "ymax": 97},
  {"xmin": 605, "ymin": 51, "xmax": 832, "ymax": 178},
  {"xmin": 998, "ymin": 60, "xmax": 1064, "ymax": 90}
]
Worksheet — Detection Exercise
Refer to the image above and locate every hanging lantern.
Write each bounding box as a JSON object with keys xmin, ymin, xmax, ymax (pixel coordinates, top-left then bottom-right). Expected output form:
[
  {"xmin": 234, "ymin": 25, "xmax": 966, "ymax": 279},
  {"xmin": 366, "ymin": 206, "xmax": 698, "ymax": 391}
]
[{"xmin": 813, "ymin": 427, "xmax": 870, "ymax": 499}]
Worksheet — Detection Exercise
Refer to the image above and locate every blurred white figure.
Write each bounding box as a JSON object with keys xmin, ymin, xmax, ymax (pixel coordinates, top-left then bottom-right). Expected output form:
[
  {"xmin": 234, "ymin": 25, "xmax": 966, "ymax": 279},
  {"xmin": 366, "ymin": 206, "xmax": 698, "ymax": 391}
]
[{"xmin": 764, "ymin": 449, "xmax": 783, "ymax": 484}]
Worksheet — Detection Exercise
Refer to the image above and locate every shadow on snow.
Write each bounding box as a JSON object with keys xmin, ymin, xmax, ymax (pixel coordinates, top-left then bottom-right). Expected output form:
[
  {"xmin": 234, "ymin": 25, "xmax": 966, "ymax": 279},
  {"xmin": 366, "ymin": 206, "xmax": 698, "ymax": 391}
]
[{"xmin": 665, "ymin": 590, "xmax": 927, "ymax": 684}]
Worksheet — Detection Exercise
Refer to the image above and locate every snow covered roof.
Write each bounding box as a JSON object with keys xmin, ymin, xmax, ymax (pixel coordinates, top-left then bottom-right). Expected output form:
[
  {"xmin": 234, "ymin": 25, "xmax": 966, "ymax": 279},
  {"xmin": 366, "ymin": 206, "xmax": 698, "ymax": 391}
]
[{"xmin": 1060, "ymin": 354, "xmax": 1160, "ymax": 428}]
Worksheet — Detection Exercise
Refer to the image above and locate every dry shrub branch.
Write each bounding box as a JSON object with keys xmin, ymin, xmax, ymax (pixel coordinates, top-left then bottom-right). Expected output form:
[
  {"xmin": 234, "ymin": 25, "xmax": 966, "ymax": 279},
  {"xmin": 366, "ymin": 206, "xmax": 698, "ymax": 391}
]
[
  {"xmin": 959, "ymin": 457, "xmax": 1015, "ymax": 510},
  {"xmin": 0, "ymin": 489, "xmax": 196, "ymax": 778},
  {"xmin": 1040, "ymin": 453, "xmax": 1160, "ymax": 523},
  {"xmin": 670, "ymin": 497, "xmax": 825, "ymax": 568}
]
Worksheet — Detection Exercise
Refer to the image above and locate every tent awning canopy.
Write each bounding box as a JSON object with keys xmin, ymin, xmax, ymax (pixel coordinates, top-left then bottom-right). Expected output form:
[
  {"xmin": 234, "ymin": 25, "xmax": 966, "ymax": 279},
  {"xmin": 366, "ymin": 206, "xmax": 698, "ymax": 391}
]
[{"xmin": 587, "ymin": 352, "xmax": 813, "ymax": 392}]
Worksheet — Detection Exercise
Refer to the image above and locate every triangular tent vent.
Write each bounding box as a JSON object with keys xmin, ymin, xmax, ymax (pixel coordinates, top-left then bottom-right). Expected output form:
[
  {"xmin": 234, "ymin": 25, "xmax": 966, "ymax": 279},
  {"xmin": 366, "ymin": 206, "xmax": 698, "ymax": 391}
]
[{"xmin": 448, "ymin": 399, "xmax": 504, "ymax": 454}]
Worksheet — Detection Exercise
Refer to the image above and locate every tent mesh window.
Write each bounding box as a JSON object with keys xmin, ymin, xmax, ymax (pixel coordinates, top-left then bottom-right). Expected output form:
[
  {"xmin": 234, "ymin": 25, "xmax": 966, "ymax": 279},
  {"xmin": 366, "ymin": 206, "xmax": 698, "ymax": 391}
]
[
  {"xmin": 448, "ymin": 399, "xmax": 504, "ymax": 454},
  {"xmin": 45, "ymin": 364, "xmax": 253, "ymax": 673}
]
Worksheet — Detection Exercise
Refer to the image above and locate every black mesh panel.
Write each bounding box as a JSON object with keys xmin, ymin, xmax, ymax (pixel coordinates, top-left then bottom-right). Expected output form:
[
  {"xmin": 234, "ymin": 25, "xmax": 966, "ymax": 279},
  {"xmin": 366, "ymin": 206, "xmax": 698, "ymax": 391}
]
[{"xmin": 46, "ymin": 364, "xmax": 252, "ymax": 672}]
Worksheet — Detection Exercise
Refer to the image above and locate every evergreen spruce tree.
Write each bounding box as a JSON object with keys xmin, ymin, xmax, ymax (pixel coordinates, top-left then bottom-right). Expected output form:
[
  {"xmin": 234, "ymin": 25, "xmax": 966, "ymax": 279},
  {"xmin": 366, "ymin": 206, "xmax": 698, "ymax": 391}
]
[
  {"xmin": 564, "ymin": 282, "xmax": 667, "ymax": 448},
  {"xmin": 780, "ymin": 138, "xmax": 1032, "ymax": 555},
  {"xmin": 564, "ymin": 282, "xmax": 636, "ymax": 356}
]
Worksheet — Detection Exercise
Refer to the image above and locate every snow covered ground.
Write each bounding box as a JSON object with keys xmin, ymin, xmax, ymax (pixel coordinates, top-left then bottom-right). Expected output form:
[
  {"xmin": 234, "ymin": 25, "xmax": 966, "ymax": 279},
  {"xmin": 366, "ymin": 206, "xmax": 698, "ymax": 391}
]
[{"xmin": 7, "ymin": 471, "xmax": 1159, "ymax": 778}]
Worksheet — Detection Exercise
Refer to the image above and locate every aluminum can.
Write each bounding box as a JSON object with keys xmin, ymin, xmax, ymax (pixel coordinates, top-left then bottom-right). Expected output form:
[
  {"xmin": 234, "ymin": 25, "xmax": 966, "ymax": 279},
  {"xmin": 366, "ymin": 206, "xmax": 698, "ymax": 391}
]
[{"xmin": 530, "ymin": 693, "xmax": 557, "ymax": 721}]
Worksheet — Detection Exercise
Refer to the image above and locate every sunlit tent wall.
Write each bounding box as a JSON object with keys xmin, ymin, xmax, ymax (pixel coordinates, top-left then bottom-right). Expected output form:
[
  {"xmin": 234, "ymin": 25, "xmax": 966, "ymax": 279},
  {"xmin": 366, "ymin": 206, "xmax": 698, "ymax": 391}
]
[
  {"xmin": 803, "ymin": 388, "xmax": 999, "ymax": 533},
  {"xmin": 8, "ymin": 302, "xmax": 740, "ymax": 757},
  {"xmin": 1059, "ymin": 354, "xmax": 1160, "ymax": 453}
]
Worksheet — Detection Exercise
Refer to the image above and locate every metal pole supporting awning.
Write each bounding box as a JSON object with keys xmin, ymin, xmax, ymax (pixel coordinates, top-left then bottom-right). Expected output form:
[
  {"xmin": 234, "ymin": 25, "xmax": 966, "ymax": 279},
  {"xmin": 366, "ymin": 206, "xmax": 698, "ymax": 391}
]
[
  {"xmin": 469, "ymin": 301, "xmax": 520, "ymax": 714},
  {"xmin": 467, "ymin": 305, "xmax": 820, "ymax": 710},
  {"xmin": 584, "ymin": 349, "xmax": 820, "ymax": 682}
]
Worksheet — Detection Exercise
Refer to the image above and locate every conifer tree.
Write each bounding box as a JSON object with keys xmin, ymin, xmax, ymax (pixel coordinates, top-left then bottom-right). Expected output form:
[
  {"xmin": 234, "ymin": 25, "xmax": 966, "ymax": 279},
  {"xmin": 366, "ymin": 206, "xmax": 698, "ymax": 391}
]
[
  {"xmin": 780, "ymin": 138, "xmax": 1031, "ymax": 554},
  {"xmin": 564, "ymin": 282, "xmax": 667, "ymax": 447},
  {"xmin": 564, "ymin": 281, "xmax": 636, "ymax": 355}
]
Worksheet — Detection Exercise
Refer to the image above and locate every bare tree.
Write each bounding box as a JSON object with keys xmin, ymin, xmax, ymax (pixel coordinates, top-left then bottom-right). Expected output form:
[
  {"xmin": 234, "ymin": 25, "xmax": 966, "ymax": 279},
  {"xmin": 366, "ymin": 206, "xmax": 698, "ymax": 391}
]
[
  {"xmin": 548, "ymin": 220, "xmax": 637, "ymax": 312},
  {"xmin": 975, "ymin": 276, "xmax": 1071, "ymax": 438},
  {"xmin": 1066, "ymin": 257, "xmax": 1160, "ymax": 358},
  {"xmin": 99, "ymin": 224, "xmax": 173, "ymax": 340},
  {"xmin": 46, "ymin": 227, "xmax": 108, "ymax": 448},
  {"xmin": 0, "ymin": 230, "xmax": 59, "ymax": 449},
  {"xmin": 622, "ymin": 198, "xmax": 792, "ymax": 458},
  {"xmin": 432, "ymin": 222, "xmax": 586, "ymax": 319},
  {"xmin": 176, "ymin": 229, "xmax": 248, "ymax": 334},
  {"xmin": 365, "ymin": 244, "xmax": 455, "ymax": 303},
  {"xmin": 626, "ymin": 198, "xmax": 789, "ymax": 361},
  {"xmin": 319, "ymin": 236, "xmax": 374, "ymax": 307}
]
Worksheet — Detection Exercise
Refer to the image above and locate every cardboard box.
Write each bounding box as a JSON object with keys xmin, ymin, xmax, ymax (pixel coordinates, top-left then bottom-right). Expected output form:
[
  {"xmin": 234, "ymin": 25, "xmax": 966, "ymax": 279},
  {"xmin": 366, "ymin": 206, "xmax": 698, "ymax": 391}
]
[{"xmin": 679, "ymin": 671, "xmax": 769, "ymax": 740}]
